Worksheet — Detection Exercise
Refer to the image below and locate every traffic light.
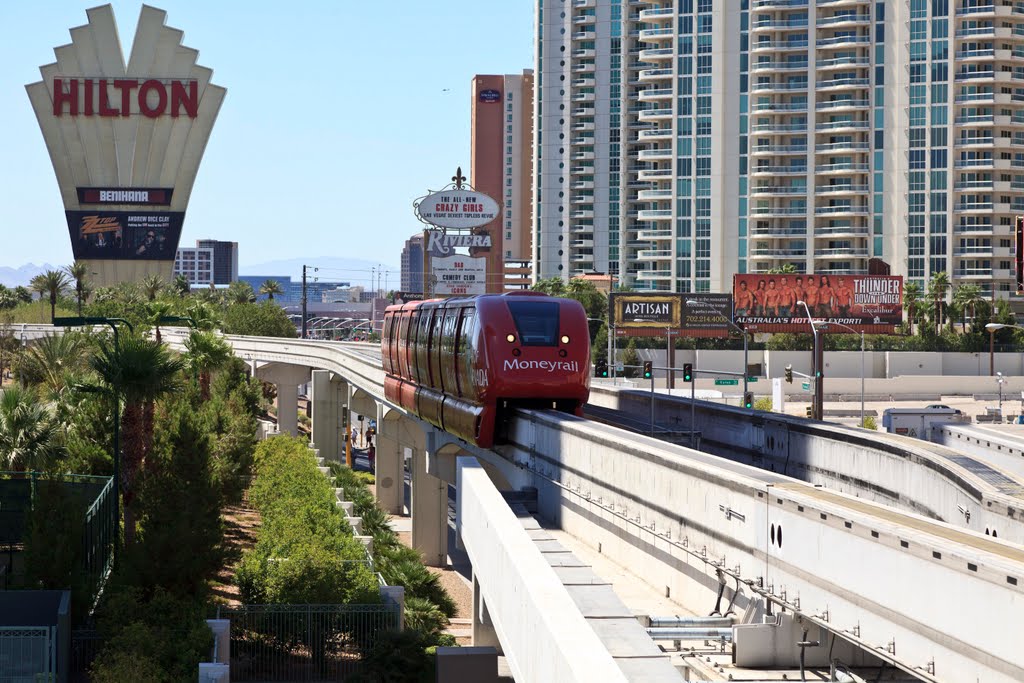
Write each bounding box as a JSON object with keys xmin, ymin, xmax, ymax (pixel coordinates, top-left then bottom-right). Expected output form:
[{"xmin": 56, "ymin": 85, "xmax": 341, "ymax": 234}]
[
  {"xmin": 806, "ymin": 406, "xmax": 813, "ymax": 418},
  {"xmin": 683, "ymin": 362, "xmax": 693, "ymax": 383},
  {"xmin": 595, "ymin": 359, "xmax": 608, "ymax": 378},
  {"xmin": 785, "ymin": 364, "xmax": 793, "ymax": 384},
  {"xmin": 643, "ymin": 361, "xmax": 653, "ymax": 379},
  {"xmin": 743, "ymin": 392, "xmax": 754, "ymax": 409}
]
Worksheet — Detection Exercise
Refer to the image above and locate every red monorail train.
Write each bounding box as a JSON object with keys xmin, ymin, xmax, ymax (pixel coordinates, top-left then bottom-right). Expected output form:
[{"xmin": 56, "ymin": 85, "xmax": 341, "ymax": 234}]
[{"xmin": 382, "ymin": 292, "xmax": 591, "ymax": 448}]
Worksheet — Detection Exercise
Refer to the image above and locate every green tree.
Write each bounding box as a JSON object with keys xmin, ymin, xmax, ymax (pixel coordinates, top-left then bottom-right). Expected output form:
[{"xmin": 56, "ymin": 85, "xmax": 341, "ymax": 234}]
[
  {"xmin": 953, "ymin": 283, "xmax": 985, "ymax": 333},
  {"xmin": 531, "ymin": 276, "xmax": 567, "ymax": 297},
  {"xmin": 184, "ymin": 329, "xmax": 232, "ymax": 401},
  {"xmin": 120, "ymin": 399, "xmax": 222, "ymax": 595},
  {"xmin": 65, "ymin": 261, "xmax": 90, "ymax": 315},
  {"xmin": 141, "ymin": 275, "xmax": 164, "ymax": 302},
  {"xmin": 0, "ymin": 288, "xmax": 17, "ymax": 311},
  {"xmin": 172, "ymin": 274, "xmax": 191, "ymax": 298},
  {"xmin": 259, "ymin": 279, "xmax": 284, "ymax": 301},
  {"xmin": 90, "ymin": 334, "xmax": 185, "ymax": 547},
  {"xmin": 903, "ymin": 282, "xmax": 922, "ymax": 335},
  {"xmin": 0, "ymin": 385, "xmax": 63, "ymax": 471},
  {"xmin": 186, "ymin": 300, "xmax": 220, "ymax": 331},
  {"xmin": 226, "ymin": 280, "xmax": 256, "ymax": 305},
  {"xmin": 30, "ymin": 269, "xmax": 71, "ymax": 323},
  {"xmin": 221, "ymin": 302, "xmax": 298, "ymax": 338},
  {"xmin": 927, "ymin": 271, "xmax": 951, "ymax": 335},
  {"xmin": 566, "ymin": 277, "xmax": 608, "ymax": 326},
  {"xmin": 143, "ymin": 301, "xmax": 174, "ymax": 345},
  {"xmin": 16, "ymin": 332, "xmax": 92, "ymax": 396},
  {"xmin": 13, "ymin": 286, "xmax": 32, "ymax": 305}
]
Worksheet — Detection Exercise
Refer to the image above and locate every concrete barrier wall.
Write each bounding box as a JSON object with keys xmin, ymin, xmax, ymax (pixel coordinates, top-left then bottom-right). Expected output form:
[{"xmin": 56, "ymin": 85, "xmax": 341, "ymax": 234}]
[
  {"xmin": 456, "ymin": 457, "xmax": 627, "ymax": 683},
  {"xmin": 506, "ymin": 409, "xmax": 1024, "ymax": 683},
  {"xmin": 591, "ymin": 387, "xmax": 1024, "ymax": 545}
]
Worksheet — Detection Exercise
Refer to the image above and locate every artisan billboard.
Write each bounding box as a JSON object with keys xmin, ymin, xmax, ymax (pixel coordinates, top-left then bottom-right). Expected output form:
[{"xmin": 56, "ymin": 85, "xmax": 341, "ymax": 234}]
[
  {"xmin": 26, "ymin": 5, "xmax": 226, "ymax": 286},
  {"xmin": 732, "ymin": 273, "xmax": 903, "ymax": 333}
]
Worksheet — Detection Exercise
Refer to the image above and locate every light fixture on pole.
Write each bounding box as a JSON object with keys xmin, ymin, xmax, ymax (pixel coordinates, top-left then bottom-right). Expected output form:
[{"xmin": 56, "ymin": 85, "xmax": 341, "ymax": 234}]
[
  {"xmin": 985, "ymin": 322, "xmax": 1024, "ymax": 376},
  {"xmin": 997, "ymin": 371, "xmax": 1006, "ymax": 420},
  {"xmin": 824, "ymin": 321, "xmax": 866, "ymax": 428},
  {"xmin": 796, "ymin": 300, "xmax": 822, "ymax": 420}
]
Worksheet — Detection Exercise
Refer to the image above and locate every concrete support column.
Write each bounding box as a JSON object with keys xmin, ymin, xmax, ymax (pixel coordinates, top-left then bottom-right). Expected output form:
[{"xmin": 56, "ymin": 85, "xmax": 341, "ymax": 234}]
[
  {"xmin": 472, "ymin": 572, "xmax": 501, "ymax": 653},
  {"xmin": 276, "ymin": 382, "xmax": 300, "ymax": 437},
  {"xmin": 334, "ymin": 379, "xmax": 348, "ymax": 460},
  {"xmin": 255, "ymin": 363, "xmax": 311, "ymax": 439},
  {"xmin": 310, "ymin": 370, "xmax": 336, "ymax": 457},
  {"xmin": 411, "ymin": 444, "xmax": 448, "ymax": 568},
  {"xmin": 375, "ymin": 406, "xmax": 403, "ymax": 515}
]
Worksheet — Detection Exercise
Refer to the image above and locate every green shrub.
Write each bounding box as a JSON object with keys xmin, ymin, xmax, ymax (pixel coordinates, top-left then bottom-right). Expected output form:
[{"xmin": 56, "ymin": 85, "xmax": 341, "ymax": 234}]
[
  {"xmin": 356, "ymin": 471, "xmax": 376, "ymax": 486},
  {"xmin": 753, "ymin": 397, "xmax": 773, "ymax": 412},
  {"xmin": 861, "ymin": 415, "xmax": 878, "ymax": 430},
  {"xmin": 405, "ymin": 596, "xmax": 448, "ymax": 638},
  {"xmin": 347, "ymin": 629, "xmax": 435, "ymax": 683},
  {"xmin": 239, "ymin": 435, "xmax": 380, "ymax": 605}
]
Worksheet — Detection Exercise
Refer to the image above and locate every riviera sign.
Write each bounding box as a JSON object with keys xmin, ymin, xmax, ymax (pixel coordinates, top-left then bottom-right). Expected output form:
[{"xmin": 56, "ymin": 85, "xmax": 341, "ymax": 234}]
[{"xmin": 416, "ymin": 189, "xmax": 500, "ymax": 230}]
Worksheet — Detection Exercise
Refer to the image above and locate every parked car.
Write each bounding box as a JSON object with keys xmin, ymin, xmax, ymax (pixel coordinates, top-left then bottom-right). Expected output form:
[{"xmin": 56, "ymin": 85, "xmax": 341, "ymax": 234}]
[{"xmin": 926, "ymin": 404, "xmax": 962, "ymax": 414}]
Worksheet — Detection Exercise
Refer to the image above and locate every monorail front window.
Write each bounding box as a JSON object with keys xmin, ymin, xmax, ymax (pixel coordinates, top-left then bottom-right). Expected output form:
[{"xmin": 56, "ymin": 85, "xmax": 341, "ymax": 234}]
[{"xmin": 507, "ymin": 301, "xmax": 560, "ymax": 346}]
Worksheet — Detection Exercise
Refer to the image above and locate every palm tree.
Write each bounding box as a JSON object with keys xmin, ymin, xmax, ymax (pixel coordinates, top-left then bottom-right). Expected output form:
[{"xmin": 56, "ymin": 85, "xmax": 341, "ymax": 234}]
[
  {"xmin": 928, "ymin": 271, "xmax": 951, "ymax": 335},
  {"xmin": 141, "ymin": 274, "xmax": 164, "ymax": 301},
  {"xmin": 173, "ymin": 274, "xmax": 191, "ymax": 298},
  {"xmin": 184, "ymin": 330, "xmax": 232, "ymax": 400},
  {"xmin": 144, "ymin": 301, "xmax": 174, "ymax": 344},
  {"xmin": 953, "ymin": 283, "xmax": 984, "ymax": 333},
  {"xmin": 90, "ymin": 334, "xmax": 185, "ymax": 547},
  {"xmin": 903, "ymin": 282, "xmax": 922, "ymax": 335},
  {"xmin": 13, "ymin": 286, "xmax": 32, "ymax": 305},
  {"xmin": 30, "ymin": 270, "xmax": 71, "ymax": 323},
  {"xmin": 259, "ymin": 279, "xmax": 284, "ymax": 301},
  {"xmin": 0, "ymin": 385, "xmax": 62, "ymax": 472},
  {"xmin": 64, "ymin": 261, "xmax": 89, "ymax": 315},
  {"xmin": 17, "ymin": 333, "xmax": 91, "ymax": 395},
  {"xmin": 186, "ymin": 301, "xmax": 221, "ymax": 331},
  {"xmin": 0, "ymin": 289, "xmax": 17, "ymax": 311},
  {"xmin": 227, "ymin": 281, "xmax": 256, "ymax": 305}
]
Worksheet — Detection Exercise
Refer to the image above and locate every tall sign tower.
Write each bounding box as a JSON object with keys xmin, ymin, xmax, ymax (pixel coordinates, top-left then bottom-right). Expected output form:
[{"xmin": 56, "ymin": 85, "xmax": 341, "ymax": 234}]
[{"xmin": 26, "ymin": 5, "xmax": 226, "ymax": 288}]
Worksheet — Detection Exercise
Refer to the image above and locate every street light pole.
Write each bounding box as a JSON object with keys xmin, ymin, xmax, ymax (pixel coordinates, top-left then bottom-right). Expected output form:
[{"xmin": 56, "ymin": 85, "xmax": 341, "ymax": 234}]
[
  {"xmin": 824, "ymin": 321, "xmax": 865, "ymax": 427},
  {"xmin": 797, "ymin": 300, "xmax": 822, "ymax": 420},
  {"xmin": 985, "ymin": 323, "xmax": 1024, "ymax": 376}
]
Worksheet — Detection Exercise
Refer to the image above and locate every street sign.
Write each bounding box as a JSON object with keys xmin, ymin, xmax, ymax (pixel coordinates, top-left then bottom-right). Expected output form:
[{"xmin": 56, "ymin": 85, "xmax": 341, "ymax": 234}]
[
  {"xmin": 616, "ymin": 363, "xmax": 624, "ymax": 372},
  {"xmin": 714, "ymin": 379, "xmax": 739, "ymax": 386},
  {"xmin": 748, "ymin": 377, "xmax": 758, "ymax": 383},
  {"xmin": 801, "ymin": 382, "xmax": 811, "ymax": 390}
]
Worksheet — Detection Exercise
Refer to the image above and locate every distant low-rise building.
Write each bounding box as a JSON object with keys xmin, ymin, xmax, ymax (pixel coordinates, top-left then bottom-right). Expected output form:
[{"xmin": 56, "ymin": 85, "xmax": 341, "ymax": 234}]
[
  {"xmin": 400, "ymin": 234, "xmax": 424, "ymax": 295},
  {"xmin": 173, "ymin": 246, "xmax": 214, "ymax": 286}
]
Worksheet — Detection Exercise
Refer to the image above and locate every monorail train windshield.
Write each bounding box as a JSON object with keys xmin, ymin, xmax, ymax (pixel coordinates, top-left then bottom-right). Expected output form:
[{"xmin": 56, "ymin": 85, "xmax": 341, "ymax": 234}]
[{"xmin": 507, "ymin": 300, "xmax": 560, "ymax": 346}]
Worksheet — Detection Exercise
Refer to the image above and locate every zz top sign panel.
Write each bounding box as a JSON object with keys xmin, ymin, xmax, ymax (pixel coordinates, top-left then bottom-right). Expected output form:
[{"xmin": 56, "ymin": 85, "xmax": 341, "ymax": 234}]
[{"xmin": 66, "ymin": 211, "xmax": 184, "ymax": 260}]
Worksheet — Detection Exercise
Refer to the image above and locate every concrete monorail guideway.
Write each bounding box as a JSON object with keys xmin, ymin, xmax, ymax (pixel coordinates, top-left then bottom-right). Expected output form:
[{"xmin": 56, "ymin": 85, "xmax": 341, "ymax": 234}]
[{"xmin": 111, "ymin": 328, "xmax": 1024, "ymax": 681}]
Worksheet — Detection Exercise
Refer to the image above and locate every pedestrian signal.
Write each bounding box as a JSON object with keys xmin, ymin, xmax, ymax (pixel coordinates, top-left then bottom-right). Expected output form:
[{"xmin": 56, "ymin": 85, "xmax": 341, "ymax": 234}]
[
  {"xmin": 743, "ymin": 392, "xmax": 754, "ymax": 409},
  {"xmin": 785, "ymin": 364, "xmax": 793, "ymax": 384},
  {"xmin": 683, "ymin": 363, "xmax": 693, "ymax": 382},
  {"xmin": 643, "ymin": 361, "xmax": 653, "ymax": 379},
  {"xmin": 595, "ymin": 359, "xmax": 608, "ymax": 378}
]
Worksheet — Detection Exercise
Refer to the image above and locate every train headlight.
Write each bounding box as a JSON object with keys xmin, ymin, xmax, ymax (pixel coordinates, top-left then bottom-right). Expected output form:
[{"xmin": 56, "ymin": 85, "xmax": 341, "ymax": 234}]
[
  {"xmin": 506, "ymin": 334, "xmax": 516, "ymax": 343},
  {"xmin": 560, "ymin": 335, "xmax": 570, "ymax": 344}
]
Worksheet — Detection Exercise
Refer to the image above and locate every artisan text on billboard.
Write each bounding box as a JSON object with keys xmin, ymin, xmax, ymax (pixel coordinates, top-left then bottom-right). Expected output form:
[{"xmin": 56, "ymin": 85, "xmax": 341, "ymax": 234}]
[{"xmin": 52, "ymin": 78, "xmax": 198, "ymax": 118}]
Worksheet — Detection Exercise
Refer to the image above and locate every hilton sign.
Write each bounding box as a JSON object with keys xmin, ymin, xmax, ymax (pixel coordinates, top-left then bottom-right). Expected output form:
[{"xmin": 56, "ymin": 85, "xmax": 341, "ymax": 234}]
[
  {"xmin": 26, "ymin": 4, "xmax": 225, "ymax": 286},
  {"xmin": 51, "ymin": 78, "xmax": 199, "ymax": 118}
]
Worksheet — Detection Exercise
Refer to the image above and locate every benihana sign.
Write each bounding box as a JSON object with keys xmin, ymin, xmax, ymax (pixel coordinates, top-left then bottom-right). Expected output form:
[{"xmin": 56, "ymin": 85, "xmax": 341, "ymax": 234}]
[{"xmin": 51, "ymin": 78, "xmax": 198, "ymax": 118}]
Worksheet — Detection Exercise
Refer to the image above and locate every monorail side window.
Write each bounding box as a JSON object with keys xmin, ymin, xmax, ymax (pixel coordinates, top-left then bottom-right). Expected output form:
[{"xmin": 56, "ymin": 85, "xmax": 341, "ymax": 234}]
[
  {"xmin": 382, "ymin": 315, "xmax": 393, "ymax": 374},
  {"xmin": 409, "ymin": 309, "xmax": 421, "ymax": 383},
  {"xmin": 507, "ymin": 301, "xmax": 560, "ymax": 346},
  {"xmin": 398, "ymin": 312, "xmax": 412, "ymax": 378},
  {"xmin": 457, "ymin": 309, "xmax": 477, "ymax": 400}
]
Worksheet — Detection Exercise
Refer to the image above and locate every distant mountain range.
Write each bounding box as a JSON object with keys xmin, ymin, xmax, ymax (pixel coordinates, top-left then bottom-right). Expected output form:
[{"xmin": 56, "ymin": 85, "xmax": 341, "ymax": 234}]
[
  {"xmin": 240, "ymin": 257, "xmax": 401, "ymax": 286},
  {"xmin": 0, "ymin": 256, "xmax": 401, "ymax": 290},
  {"xmin": 0, "ymin": 263, "xmax": 57, "ymax": 288}
]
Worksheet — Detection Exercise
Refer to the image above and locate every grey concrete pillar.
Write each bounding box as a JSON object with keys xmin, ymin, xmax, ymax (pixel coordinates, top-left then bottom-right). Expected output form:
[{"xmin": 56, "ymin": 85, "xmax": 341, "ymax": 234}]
[
  {"xmin": 310, "ymin": 370, "xmax": 335, "ymax": 456},
  {"xmin": 411, "ymin": 445, "xmax": 448, "ymax": 568},
  {"xmin": 375, "ymin": 406, "xmax": 403, "ymax": 515},
  {"xmin": 276, "ymin": 382, "xmax": 299, "ymax": 437},
  {"xmin": 472, "ymin": 573, "xmax": 501, "ymax": 653},
  {"xmin": 255, "ymin": 363, "xmax": 310, "ymax": 439}
]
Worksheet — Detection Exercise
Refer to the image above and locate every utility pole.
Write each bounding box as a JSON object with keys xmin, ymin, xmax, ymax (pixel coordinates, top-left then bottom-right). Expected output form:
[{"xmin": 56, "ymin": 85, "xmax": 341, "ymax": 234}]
[{"xmin": 301, "ymin": 265, "xmax": 308, "ymax": 339}]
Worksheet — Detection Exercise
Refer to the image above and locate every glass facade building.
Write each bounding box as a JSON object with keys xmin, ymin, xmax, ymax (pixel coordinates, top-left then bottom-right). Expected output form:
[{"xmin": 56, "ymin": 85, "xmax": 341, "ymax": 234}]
[{"xmin": 535, "ymin": 0, "xmax": 1023, "ymax": 297}]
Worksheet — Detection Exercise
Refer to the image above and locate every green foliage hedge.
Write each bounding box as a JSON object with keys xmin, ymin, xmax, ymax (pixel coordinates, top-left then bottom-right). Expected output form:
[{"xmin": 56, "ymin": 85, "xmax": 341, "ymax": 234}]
[{"xmin": 238, "ymin": 436, "xmax": 380, "ymax": 605}]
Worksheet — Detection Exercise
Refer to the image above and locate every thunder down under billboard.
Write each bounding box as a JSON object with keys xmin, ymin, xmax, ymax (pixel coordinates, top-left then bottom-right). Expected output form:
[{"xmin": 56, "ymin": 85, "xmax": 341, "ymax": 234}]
[{"xmin": 732, "ymin": 273, "xmax": 903, "ymax": 333}]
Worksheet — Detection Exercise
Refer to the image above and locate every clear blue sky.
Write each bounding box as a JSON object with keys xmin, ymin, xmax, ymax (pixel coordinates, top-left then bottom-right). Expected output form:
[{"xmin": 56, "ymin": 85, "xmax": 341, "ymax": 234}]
[{"xmin": 0, "ymin": 1, "xmax": 533, "ymax": 271}]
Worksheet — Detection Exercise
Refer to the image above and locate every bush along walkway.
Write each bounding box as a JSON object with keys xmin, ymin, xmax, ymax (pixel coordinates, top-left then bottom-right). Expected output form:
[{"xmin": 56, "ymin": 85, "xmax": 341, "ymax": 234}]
[{"xmin": 329, "ymin": 461, "xmax": 460, "ymax": 648}]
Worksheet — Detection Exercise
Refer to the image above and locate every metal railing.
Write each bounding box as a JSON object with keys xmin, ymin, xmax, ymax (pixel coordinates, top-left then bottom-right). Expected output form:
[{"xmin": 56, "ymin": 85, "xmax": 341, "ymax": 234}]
[
  {"xmin": 0, "ymin": 626, "xmax": 54, "ymax": 682},
  {"xmin": 216, "ymin": 603, "xmax": 400, "ymax": 682}
]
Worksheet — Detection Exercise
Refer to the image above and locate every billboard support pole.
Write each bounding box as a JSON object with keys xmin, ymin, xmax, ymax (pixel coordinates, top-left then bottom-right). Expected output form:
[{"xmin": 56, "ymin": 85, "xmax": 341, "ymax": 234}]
[
  {"xmin": 608, "ymin": 324, "xmax": 614, "ymax": 383},
  {"xmin": 742, "ymin": 331, "xmax": 749, "ymax": 400},
  {"xmin": 813, "ymin": 332, "xmax": 824, "ymax": 421},
  {"xmin": 422, "ymin": 229, "xmax": 430, "ymax": 299},
  {"xmin": 666, "ymin": 328, "xmax": 675, "ymax": 390}
]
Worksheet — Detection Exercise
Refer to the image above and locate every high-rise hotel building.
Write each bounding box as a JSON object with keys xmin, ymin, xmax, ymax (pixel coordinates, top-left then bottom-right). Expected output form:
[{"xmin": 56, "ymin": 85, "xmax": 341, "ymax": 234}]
[{"xmin": 535, "ymin": 0, "xmax": 1024, "ymax": 297}]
